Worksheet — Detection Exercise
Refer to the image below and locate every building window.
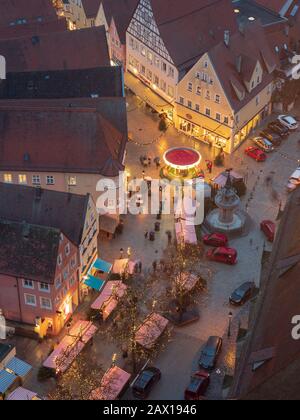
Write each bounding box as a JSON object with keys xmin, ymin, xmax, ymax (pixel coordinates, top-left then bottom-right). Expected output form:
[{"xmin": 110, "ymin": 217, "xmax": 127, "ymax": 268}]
[
  {"xmin": 147, "ymin": 51, "xmax": 153, "ymax": 64},
  {"xmin": 57, "ymin": 254, "xmax": 62, "ymax": 266},
  {"xmin": 63, "ymin": 266, "xmax": 69, "ymax": 281},
  {"xmin": 18, "ymin": 174, "xmax": 27, "ymax": 184},
  {"xmin": 154, "ymin": 75, "xmax": 159, "ymax": 86},
  {"xmin": 205, "ymin": 90, "xmax": 210, "ymax": 100},
  {"xmin": 205, "ymin": 108, "xmax": 211, "ymax": 117},
  {"xmin": 55, "ymin": 276, "xmax": 62, "ymax": 290},
  {"xmin": 23, "ymin": 279, "xmax": 34, "ymax": 289},
  {"xmin": 40, "ymin": 297, "xmax": 52, "ymax": 310},
  {"xmin": 70, "ymin": 276, "xmax": 75, "ymax": 287},
  {"xmin": 196, "ymin": 86, "xmax": 201, "ymax": 96},
  {"xmin": 25, "ymin": 294, "xmax": 36, "ymax": 307},
  {"xmin": 161, "ymin": 80, "xmax": 166, "ymax": 92},
  {"xmin": 154, "ymin": 56, "xmax": 160, "ymax": 68},
  {"xmin": 70, "ymin": 256, "xmax": 77, "ymax": 269},
  {"xmin": 256, "ymin": 96, "xmax": 260, "ymax": 106},
  {"xmin": 215, "ymin": 95, "xmax": 221, "ymax": 103},
  {"xmin": 32, "ymin": 175, "xmax": 41, "ymax": 185},
  {"xmin": 65, "ymin": 243, "xmax": 70, "ymax": 256},
  {"xmin": 168, "ymin": 67, "xmax": 174, "ymax": 78},
  {"xmin": 224, "ymin": 116, "xmax": 229, "ymax": 125},
  {"xmin": 147, "ymin": 69, "xmax": 152, "ymax": 81},
  {"xmin": 3, "ymin": 174, "xmax": 12, "ymax": 183},
  {"xmin": 204, "ymin": 61, "xmax": 208, "ymax": 68},
  {"xmin": 141, "ymin": 65, "xmax": 146, "ymax": 75},
  {"xmin": 188, "ymin": 82, "xmax": 193, "ymax": 92},
  {"xmin": 188, "ymin": 101, "xmax": 192, "ymax": 109},
  {"xmin": 141, "ymin": 46, "xmax": 146, "ymax": 56},
  {"xmin": 46, "ymin": 176, "xmax": 55, "ymax": 185},
  {"xmin": 68, "ymin": 176, "xmax": 77, "ymax": 186},
  {"xmin": 216, "ymin": 113, "xmax": 221, "ymax": 121},
  {"xmin": 39, "ymin": 282, "xmax": 50, "ymax": 293},
  {"xmin": 195, "ymin": 104, "xmax": 200, "ymax": 113},
  {"xmin": 179, "ymin": 97, "xmax": 184, "ymax": 105},
  {"xmin": 168, "ymin": 86, "xmax": 174, "ymax": 97},
  {"xmin": 161, "ymin": 62, "xmax": 167, "ymax": 73}
]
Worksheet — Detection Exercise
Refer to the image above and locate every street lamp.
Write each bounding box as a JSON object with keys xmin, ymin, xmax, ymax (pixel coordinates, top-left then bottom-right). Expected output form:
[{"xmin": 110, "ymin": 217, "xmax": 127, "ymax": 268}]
[{"xmin": 228, "ymin": 312, "xmax": 233, "ymax": 338}]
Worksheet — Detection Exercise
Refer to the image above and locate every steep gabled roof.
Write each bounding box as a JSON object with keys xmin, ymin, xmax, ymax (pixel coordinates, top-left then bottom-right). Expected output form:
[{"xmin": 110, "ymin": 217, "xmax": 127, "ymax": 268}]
[
  {"xmin": 0, "ymin": 219, "xmax": 60, "ymax": 284},
  {"xmin": 208, "ymin": 22, "xmax": 276, "ymax": 112},
  {"xmin": 0, "ymin": 182, "xmax": 90, "ymax": 246}
]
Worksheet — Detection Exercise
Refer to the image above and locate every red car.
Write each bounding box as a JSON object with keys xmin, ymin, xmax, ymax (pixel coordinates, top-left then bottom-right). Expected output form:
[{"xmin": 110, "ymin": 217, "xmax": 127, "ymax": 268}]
[
  {"xmin": 261, "ymin": 220, "xmax": 276, "ymax": 242},
  {"xmin": 245, "ymin": 147, "xmax": 266, "ymax": 162},
  {"xmin": 203, "ymin": 233, "xmax": 228, "ymax": 247},
  {"xmin": 206, "ymin": 247, "xmax": 238, "ymax": 265},
  {"xmin": 184, "ymin": 372, "xmax": 210, "ymax": 400}
]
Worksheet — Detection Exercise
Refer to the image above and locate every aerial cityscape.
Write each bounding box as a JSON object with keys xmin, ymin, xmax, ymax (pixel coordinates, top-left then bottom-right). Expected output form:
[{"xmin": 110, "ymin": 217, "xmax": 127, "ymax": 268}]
[{"xmin": 0, "ymin": 0, "xmax": 299, "ymax": 404}]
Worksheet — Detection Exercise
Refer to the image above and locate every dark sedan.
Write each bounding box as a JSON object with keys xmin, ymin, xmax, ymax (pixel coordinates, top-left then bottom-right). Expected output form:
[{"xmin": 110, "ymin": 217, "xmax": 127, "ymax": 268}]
[
  {"xmin": 199, "ymin": 336, "xmax": 222, "ymax": 370},
  {"xmin": 132, "ymin": 367, "xmax": 161, "ymax": 399},
  {"xmin": 268, "ymin": 121, "xmax": 289, "ymax": 138},
  {"xmin": 229, "ymin": 282, "xmax": 256, "ymax": 306}
]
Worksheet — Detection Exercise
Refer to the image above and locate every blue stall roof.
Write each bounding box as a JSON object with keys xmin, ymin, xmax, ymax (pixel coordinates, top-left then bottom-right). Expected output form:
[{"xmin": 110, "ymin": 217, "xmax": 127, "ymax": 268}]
[
  {"xmin": 0, "ymin": 370, "xmax": 15, "ymax": 394},
  {"xmin": 93, "ymin": 259, "xmax": 112, "ymax": 274},
  {"xmin": 84, "ymin": 275, "xmax": 105, "ymax": 291},
  {"xmin": 6, "ymin": 357, "xmax": 32, "ymax": 377}
]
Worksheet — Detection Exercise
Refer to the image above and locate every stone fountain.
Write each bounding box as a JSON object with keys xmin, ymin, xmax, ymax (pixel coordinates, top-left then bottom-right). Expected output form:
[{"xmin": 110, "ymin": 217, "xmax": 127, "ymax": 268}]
[{"xmin": 205, "ymin": 169, "xmax": 246, "ymax": 234}]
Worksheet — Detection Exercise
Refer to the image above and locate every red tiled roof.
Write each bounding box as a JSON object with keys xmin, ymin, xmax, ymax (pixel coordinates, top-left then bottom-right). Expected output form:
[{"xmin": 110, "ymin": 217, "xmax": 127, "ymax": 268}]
[
  {"xmin": 0, "ymin": 219, "xmax": 60, "ymax": 284},
  {"xmin": 150, "ymin": 0, "xmax": 238, "ymax": 71},
  {"xmin": 0, "ymin": 26, "xmax": 110, "ymax": 72},
  {"xmin": 232, "ymin": 188, "xmax": 300, "ymax": 400},
  {"xmin": 0, "ymin": 0, "xmax": 58, "ymax": 27},
  {"xmin": 0, "ymin": 97, "xmax": 127, "ymax": 177},
  {"xmin": 0, "ymin": 182, "xmax": 90, "ymax": 247},
  {"xmin": 208, "ymin": 22, "xmax": 277, "ymax": 112}
]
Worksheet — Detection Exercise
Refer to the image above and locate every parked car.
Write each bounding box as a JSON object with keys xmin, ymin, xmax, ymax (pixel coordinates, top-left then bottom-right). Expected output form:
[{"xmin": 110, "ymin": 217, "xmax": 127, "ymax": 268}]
[
  {"xmin": 252, "ymin": 136, "xmax": 274, "ymax": 153},
  {"xmin": 278, "ymin": 115, "xmax": 299, "ymax": 131},
  {"xmin": 260, "ymin": 130, "xmax": 282, "ymax": 146},
  {"xmin": 229, "ymin": 282, "xmax": 256, "ymax": 306},
  {"xmin": 206, "ymin": 247, "xmax": 237, "ymax": 265},
  {"xmin": 199, "ymin": 336, "xmax": 223, "ymax": 370},
  {"xmin": 287, "ymin": 167, "xmax": 300, "ymax": 192},
  {"xmin": 268, "ymin": 121, "xmax": 289, "ymax": 137},
  {"xmin": 261, "ymin": 220, "xmax": 276, "ymax": 242},
  {"xmin": 132, "ymin": 367, "xmax": 161, "ymax": 399},
  {"xmin": 184, "ymin": 372, "xmax": 210, "ymax": 400},
  {"xmin": 203, "ymin": 233, "xmax": 228, "ymax": 247},
  {"xmin": 245, "ymin": 147, "xmax": 266, "ymax": 162}
]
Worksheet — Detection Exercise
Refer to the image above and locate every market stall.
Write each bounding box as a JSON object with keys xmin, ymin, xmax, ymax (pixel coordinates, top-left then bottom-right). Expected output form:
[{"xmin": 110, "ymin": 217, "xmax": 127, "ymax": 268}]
[
  {"xmin": 6, "ymin": 387, "xmax": 41, "ymax": 400},
  {"xmin": 90, "ymin": 366, "xmax": 131, "ymax": 400},
  {"xmin": 43, "ymin": 321, "xmax": 97, "ymax": 374},
  {"xmin": 111, "ymin": 259, "xmax": 129, "ymax": 280},
  {"xmin": 135, "ymin": 313, "xmax": 169, "ymax": 350},
  {"xmin": 91, "ymin": 281, "xmax": 127, "ymax": 320}
]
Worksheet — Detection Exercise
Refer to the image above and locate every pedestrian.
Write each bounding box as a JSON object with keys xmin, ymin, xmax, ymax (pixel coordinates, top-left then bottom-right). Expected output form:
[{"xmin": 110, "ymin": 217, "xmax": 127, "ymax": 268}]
[
  {"xmin": 144, "ymin": 231, "xmax": 149, "ymax": 239},
  {"xmin": 120, "ymin": 248, "xmax": 124, "ymax": 259},
  {"xmin": 148, "ymin": 157, "xmax": 152, "ymax": 166},
  {"xmin": 152, "ymin": 260, "xmax": 157, "ymax": 273},
  {"xmin": 127, "ymin": 247, "xmax": 132, "ymax": 257},
  {"xmin": 138, "ymin": 261, "xmax": 142, "ymax": 273}
]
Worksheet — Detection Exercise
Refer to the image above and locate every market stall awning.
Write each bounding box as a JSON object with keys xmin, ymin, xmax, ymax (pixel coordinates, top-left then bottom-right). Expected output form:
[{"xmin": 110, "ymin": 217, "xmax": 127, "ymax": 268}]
[
  {"xmin": 135, "ymin": 313, "xmax": 169, "ymax": 350},
  {"xmin": 92, "ymin": 259, "xmax": 112, "ymax": 274},
  {"xmin": 91, "ymin": 281, "xmax": 127, "ymax": 320},
  {"xmin": 99, "ymin": 214, "xmax": 119, "ymax": 235},
  {"xmin": 7, "ymin": 387, "xmax": 40, "ymax": 400},
  {"xmin": 112, "ymin": 259, "xmax": 129, "ymax": 275},
  {"xmin": 43, "ymin": 321, "xmax": 98, "ymax": 373},
  {"xmin": 0, "ymin": 370, "xmax": 16, "ymax": 394},
  {"xmin": 6, "ymin": 357, "xmax": 32, "ymax": 378},
  {"xmin": 176, "ymin": 272, "xmax": 199, "ymax": 293},
  {"xmin": 84, "ymin": 275, "xmax": 105, "ymax": 291},
  {"xmin": 90, "ymin": 366, "xmax": 131, "ymax": 400}
]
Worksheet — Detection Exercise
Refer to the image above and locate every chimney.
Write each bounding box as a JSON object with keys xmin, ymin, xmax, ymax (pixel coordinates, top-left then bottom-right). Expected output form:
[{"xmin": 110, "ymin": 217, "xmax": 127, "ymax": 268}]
[
  {"xmin": 224, "ymin": 30, "xmax": 230, "ymax": 47},
  {"xmin": 236, "ymin": 55, "xmax": 242, "ymax": 73}
]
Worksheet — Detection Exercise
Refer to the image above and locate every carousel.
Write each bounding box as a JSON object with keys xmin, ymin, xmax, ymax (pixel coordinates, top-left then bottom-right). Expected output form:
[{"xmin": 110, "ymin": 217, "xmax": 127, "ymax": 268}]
[{"xmin": 162, "ymin": 147, "xmax": 203, "ymax": 180}]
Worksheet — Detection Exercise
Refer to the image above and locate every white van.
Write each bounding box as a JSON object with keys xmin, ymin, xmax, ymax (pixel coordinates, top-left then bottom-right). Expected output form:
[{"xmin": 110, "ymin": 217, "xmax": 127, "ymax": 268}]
[{"xmin": 287, "ymin": 167, "xmax": 300, "ymax": 192}]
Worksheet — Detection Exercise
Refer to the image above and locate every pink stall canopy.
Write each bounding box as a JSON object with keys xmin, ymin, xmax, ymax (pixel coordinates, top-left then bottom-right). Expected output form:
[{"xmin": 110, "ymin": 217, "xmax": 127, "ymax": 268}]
[
  {"xmin": 90, "ymin": 366, "xmax": 131, "ymax": 400},
  {"xmin": 212, "ymin": 171, "xmax": 243, "ymax": 188},
  {"xmin": 175, "ymin": 272, "xmax": 199, "ymax": 293},
  {"xmin": 135, "ymin": 313, "xmax": 169, "ymax": 350},
  {"xmin": 43, "ymin": 321, "xmax": 98, "ymax": 373},
  {"xmin": 7, "ymin": 387, "xmax": 40, "ymax": 400},
  {"xmin": 91, "ymin": 281, "xmax": 127, "ymax": 320},
  {"xmin": 175, "ymin": 220, "xmax": 197, "ymax": 245},
  {"xmin": 112, "ymin": 259, "xmax": 129, "ymax": 275}
]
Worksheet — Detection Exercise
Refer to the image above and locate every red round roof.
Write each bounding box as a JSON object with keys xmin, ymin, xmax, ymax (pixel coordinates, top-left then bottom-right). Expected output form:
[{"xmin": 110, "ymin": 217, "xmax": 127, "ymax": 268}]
[{"xmin": 164, "ymin": 148, "xmax": 201, "ymax": 167}]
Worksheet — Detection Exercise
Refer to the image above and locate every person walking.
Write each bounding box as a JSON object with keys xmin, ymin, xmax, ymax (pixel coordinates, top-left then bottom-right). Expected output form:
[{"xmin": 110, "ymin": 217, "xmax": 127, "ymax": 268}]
[{"xmin": 144, "ymin": 231, "xmax": 149, "ymax": 239}]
